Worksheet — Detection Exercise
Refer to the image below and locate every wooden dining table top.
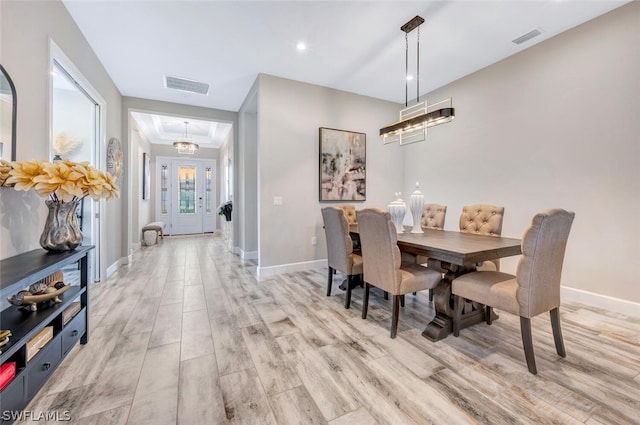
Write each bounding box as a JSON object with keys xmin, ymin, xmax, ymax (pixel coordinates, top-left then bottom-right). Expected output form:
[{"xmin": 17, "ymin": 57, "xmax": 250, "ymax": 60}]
[{"xmin": 350, "ymin": 225, "xmax": 522, "ymax": 267}]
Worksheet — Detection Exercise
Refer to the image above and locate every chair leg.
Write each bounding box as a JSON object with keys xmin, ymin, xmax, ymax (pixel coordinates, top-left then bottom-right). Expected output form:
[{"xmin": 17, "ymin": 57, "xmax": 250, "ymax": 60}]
[
  {"xmin": 383, "ymin": 291, "xmax": 389, "ymax": 300},
  {"xmin": 413, "ymin": 292, "xmax": 417, "ymax": 296},
  {"xmin": 345, "ymin": 275, "xmax": 353, "ymax": 309},
  {"xmin": 486, "ymin": 306, "xmax": 493, "ymax": 325},
  {"xmin": 326, "ymin": 266, "xmax": 334, "ymax": 296},
  {"xmin": 362, "ymin": 282, "xmax": 370, "ymax": 319},
  {"xmin": 453, "ymin": 295, "xmax": 463, "ymax": 337},
  {"xmin": 400, "ymin": 294, "xmax": 405, "ymax": 307},
  {"xmin": 428, "ymin": 288, "xmax": 433, "ymax": 302},
  {"xmin": 550, "ymin": 308, "xmax": 566, "ymax": 358},
  {"xmin": 391, "ymin": 295, "xmax": 401, "ymax": 338},
  {"xmin": 520, "ymin": 317, "xmax": 537, "ymax": 374}
]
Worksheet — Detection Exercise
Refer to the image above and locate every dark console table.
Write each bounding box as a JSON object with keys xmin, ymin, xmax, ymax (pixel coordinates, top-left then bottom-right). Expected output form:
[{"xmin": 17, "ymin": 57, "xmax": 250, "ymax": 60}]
[{"xmin": 0, "ymin": 246, "xmax": 93, "ymax": 424}]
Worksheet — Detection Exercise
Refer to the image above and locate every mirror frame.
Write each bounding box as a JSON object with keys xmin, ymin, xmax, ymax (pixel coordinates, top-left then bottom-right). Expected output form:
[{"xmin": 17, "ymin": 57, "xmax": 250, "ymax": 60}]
[{"xmin": 0, "ymin": 64, "xmax": 17, "ymax": 161}]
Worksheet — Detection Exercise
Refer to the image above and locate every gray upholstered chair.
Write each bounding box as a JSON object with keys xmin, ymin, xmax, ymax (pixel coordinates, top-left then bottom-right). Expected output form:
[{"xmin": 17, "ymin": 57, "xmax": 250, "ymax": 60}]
[
  {"xmin": 460, "ymin": 204, "xmax": 505, "ymax": 271},
  {"xmin": 452, "ymin": 208, "xmax": 575, "ymax": 374},
  {"xmin": 411, "ymin": 204, "xmax": 447, "ymax": 301},
  {"xmin": 356, "ymin": 208, "xmax": 442, "ymax": 338},
  {"xmin": 321, "ymin": 206, "xmax": 363, "ymax": 309}
]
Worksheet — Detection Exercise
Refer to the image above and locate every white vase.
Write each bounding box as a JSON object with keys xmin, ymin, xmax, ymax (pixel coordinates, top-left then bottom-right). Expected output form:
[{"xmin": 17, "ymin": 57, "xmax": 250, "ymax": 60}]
[
  {"xmin": 409, "ymin": 182, "xmax": 424, "ymax": 234},
  {"xmin": 387, "ymin": 192, "xmax": 406, "ymax": 234}
]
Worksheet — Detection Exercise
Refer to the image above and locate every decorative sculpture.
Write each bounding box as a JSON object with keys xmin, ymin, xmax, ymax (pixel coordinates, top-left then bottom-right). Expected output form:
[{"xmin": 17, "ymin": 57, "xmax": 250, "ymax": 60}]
[{"xmin": 409, "ymin": 182, "xmax": 425, "ymax": 234}]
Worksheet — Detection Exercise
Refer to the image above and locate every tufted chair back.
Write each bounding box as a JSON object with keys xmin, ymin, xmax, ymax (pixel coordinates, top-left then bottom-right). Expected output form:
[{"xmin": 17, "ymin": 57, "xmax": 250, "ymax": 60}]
[
  {"xmin": 459, "ymin": 204, "xmax": 504, "ymax": 236},
  {"xmin": 420, "ymin": 204, "xmax": 447, "ymax": 230},
  {"xmin": 460, "ymin": 204, "xmax": 505, "ymax": 270},
  {"xmin": 338, "ymin": 204, "xmax": 358, "ymax": 225},
  {"xmin": 516, "ymin": 209, "xmax": 575, "ymax": 318}
]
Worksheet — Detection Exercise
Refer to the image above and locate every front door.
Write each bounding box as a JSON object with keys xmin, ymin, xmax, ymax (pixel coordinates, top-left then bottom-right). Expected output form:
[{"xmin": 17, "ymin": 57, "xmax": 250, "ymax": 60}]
[{"xmin": 168, "ymin": 159, "xmax": 216, "ymax": 235}]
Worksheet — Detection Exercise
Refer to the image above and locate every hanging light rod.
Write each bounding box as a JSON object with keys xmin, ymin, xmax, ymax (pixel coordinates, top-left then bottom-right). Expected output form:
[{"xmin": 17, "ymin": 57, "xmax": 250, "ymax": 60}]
[
  {"xmin": 380, "ymin": 107, "xmax": 455, "ymax": 137},
  {"xmin": 380, "ymin": 15, "xmax": 455, "ymax": 144},
  {"xmin": 401, "ymin": 15, "xmax": 425, "ymax": 34}
]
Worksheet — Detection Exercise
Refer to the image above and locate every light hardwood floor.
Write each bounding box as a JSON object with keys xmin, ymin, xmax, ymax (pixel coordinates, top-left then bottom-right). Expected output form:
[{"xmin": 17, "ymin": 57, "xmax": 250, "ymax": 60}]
[{"xmin": 16, "ymin": 234, "xmax": 640, "ymax": 424}]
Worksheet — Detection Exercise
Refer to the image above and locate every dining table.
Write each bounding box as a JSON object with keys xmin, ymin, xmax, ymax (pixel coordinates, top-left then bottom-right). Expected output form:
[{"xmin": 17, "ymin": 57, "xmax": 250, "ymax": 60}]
[{"xmin": 350, "ymin": 225, "xmax": 522, "ymax": 341}]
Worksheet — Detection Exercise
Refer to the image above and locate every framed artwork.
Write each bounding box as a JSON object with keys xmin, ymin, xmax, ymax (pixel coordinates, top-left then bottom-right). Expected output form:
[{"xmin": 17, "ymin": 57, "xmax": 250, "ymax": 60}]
[
  {"xmin": 142, "ymin": 152, "xmax": 150, "ymax": 200},
  {"xmin": 106, "ymin": 137, "xmax": 123, "ymax": 183},
  {"xmin": 319, "ymin": 127, "xmax": 366, "ymax": 201}
]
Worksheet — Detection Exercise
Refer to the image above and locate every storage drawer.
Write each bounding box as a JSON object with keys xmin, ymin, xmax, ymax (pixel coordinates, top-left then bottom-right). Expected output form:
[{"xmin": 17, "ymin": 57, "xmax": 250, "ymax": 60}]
[
  {"xmin": 0, "ymin": 372, "xmax": 24, "ymax": 424},
  {"xmin": 61, "ymin": 308, "xmax": 86, "ymax": 356},
  {"xmin": 26, "ymin": 337, "xmax": 61, "ymax": 400}
]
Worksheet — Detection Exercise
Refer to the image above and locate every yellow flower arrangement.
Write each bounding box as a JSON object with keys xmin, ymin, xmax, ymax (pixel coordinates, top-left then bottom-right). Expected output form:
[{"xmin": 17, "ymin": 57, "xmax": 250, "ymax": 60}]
[
  {"xmin": 0, "ymin": 160, "xmax": 11, "ymax": 187},
  {"xmin": 1, "ymin": 159, "xmax": 119, "ymax": 202}
]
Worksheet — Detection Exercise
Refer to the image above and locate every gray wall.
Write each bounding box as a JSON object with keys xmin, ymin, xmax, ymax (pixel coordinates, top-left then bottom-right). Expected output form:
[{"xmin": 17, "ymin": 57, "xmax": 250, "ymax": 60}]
[
  {"xmin": 0, "ymin": 0, "xmax": 123, "ymax": 274},
  {"xmin": 238, "ymin": 86, "xmax": 258, "ymax": 257},
  {"xmin": 403, "ymin": 3, "xmax": 640, "ymax": 302},
  {"xmin": 256, "ymin": 74, "xmax": 404, "ymax": 272}
]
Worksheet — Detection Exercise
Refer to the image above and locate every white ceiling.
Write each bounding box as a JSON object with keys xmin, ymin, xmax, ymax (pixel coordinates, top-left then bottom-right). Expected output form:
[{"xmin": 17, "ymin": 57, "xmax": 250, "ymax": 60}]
[
  {"xmin": 62, "ymin": 1, "xmax": 630, "ymax": 112},
  {"xmin": 130, "ymin": 112, "xmax": 232, "ymax": 149}
]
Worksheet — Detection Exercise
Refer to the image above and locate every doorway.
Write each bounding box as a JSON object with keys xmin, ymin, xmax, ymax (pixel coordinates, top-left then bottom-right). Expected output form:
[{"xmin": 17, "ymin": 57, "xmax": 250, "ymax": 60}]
[{"xmin": 157, "ymin": 156, "xmax": 216, "ymax": 235}]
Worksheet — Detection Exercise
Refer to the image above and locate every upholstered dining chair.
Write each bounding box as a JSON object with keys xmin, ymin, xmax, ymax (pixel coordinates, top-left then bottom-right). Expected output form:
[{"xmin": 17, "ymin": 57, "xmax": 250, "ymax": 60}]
[
  {"xmin": 452, "ymin": 208, "xmax": 575, "ymax": 374},
  {"xmin": 338, "ymin": 204, "xmax": 360, "ymax": 252},
  {"xmin": 338, "ymin": 204, "xmax": 358, "ymax": 226},
  {"xmin": 411, "ymin": 204, "xmax": 447, "ymax": 301},
  {"xmin": 460, "ymin": 204, "xmax": 505, "ymax": 271},
  {"xmin": 420, "ymin": 203, "xmax": 447, "ymax": 230},
  {"xmin": 321, "ymin": 206, "xmax": 363, "ymax": 309},
  {"xmin": 356, "ymin": 208, "xmax": 442, "ymax": 338}
]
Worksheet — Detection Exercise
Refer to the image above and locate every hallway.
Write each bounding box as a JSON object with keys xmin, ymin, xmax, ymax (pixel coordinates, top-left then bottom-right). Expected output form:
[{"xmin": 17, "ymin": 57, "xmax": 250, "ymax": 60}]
[{"xmin": 17, "ymin": 234, "xmax": 640, "ymax": 424}]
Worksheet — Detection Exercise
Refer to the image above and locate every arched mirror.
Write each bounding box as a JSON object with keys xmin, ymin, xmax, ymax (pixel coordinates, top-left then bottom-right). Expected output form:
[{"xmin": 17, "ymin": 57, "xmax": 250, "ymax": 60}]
[{"xmin": 0, "ymin": 64, "xmax": 17, "ymax": 161}]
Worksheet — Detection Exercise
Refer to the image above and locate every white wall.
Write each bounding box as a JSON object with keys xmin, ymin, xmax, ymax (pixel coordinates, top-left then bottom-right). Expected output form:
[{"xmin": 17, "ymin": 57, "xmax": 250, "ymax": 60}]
[
  {"xmin": 0, "ymin": 0, "xmax": 123, "ymax": 272},
  {"xmin": 256, "ymin": 74, "xmax": 404, "ymax": 274},
  {"xmin": 403, "ymin": 3, "xmax": 640, "ymax": 303}
]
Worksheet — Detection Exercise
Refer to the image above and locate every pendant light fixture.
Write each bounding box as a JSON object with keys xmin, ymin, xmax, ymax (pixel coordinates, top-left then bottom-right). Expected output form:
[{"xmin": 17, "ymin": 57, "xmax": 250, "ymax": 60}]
[
  {"xmin": 380, "ymin": 16, "xmax": 455, "ymax": 145},
  {"xmin": 173, "ymin": 121, "xmax": 199, "ymax": 154}
]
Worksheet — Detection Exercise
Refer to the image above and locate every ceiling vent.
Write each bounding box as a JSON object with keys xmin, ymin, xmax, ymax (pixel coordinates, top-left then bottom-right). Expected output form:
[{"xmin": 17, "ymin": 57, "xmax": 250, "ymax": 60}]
[
  {"xmin": 164, "ymin": 75, "xmax": 210, "ymax": 95},
  {"xmin": 512, "ymin": 28, "xmax": 542, "ymax": 45}
]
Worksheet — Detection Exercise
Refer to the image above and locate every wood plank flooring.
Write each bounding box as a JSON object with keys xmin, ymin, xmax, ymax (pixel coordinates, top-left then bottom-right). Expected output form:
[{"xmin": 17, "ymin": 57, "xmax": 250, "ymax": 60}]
[{"xmin": 16, "ymin": 234, "xmax": 640, "ymax": 424}]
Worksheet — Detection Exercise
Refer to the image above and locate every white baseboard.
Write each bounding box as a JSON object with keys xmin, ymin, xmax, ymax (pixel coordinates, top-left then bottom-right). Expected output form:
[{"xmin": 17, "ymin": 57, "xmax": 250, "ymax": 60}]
[
  {"xmin": 257, "ymin": 259, "xmax": 327, "ymax": 277},
  {"xmin": 106, "ymin": 257, "xmax": 125, "ymax": 278},
  {"xmin": 240, "ymin": 250, "xmax": 258, "ymax": 260},
  {"xmin": 561, "ymin": 286, "xmax": 640, "ymax": 318}
]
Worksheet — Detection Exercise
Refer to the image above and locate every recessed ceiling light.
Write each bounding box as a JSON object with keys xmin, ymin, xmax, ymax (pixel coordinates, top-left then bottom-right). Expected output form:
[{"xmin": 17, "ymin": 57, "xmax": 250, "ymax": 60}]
[
  {"xmin": 406, "ymin": 75, "xmax": 414, "ymax": 81},
  {"xmin": 296, "ymin": 42, "xmax": 307, "ymax": 51}
]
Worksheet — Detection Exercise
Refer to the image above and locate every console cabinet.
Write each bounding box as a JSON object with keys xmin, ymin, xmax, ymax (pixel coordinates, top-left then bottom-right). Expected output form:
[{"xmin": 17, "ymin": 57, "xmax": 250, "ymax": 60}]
[{"xmin": 0, "ymin": 246, "xmax": 92, "ymax": 424}]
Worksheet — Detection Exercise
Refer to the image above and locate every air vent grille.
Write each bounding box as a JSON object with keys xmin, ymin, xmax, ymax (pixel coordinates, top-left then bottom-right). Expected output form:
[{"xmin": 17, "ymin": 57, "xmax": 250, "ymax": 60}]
[
  {"xmin": 164, "ymin": 75, "xmax": 210, "ymax": 95},
  {"xmin": 512, "ymin": 29, "xmax": 542, "ymax": 45}
]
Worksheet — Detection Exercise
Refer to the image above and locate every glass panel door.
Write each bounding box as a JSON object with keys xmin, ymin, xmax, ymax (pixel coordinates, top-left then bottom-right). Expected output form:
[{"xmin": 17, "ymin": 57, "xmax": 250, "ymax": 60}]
[
  {"xmin": 171, "ymin": 160, "xmax": 203, "ymax": 235},
  {"xmin": 178, "ymin": 166, "xmax": 197, "ymax": 214}
]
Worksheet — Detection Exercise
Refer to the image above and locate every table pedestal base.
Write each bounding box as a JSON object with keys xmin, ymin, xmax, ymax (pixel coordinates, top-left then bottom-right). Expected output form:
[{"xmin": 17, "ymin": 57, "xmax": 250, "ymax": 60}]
[
  {"xmin": 421, "ymin": 263, "xmax": 498, "ymax": 342},
  {"xmin": 422, "ymin": 307, "xmax": 498, "ymax": 341}
]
